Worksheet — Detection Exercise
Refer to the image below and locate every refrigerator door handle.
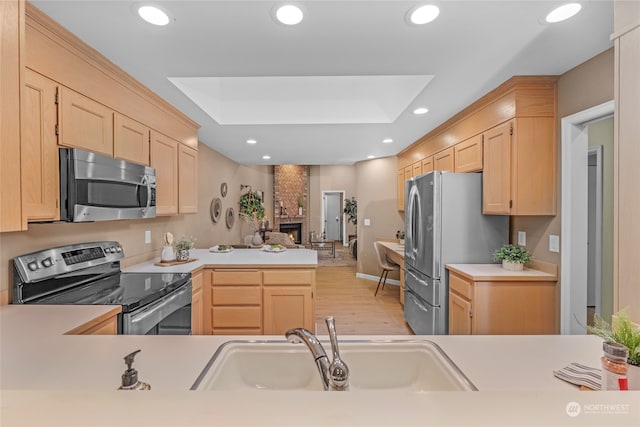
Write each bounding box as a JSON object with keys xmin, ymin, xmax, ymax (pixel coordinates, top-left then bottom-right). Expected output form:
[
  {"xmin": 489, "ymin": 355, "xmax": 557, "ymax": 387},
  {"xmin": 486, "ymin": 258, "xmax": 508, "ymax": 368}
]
[
  {"xmin": 406, "ymin": 184, "xmax": 420, "ymax": 263},
  {"xmin": 406, "ymin": 291, "xmax": 430, "ymax": 313}
]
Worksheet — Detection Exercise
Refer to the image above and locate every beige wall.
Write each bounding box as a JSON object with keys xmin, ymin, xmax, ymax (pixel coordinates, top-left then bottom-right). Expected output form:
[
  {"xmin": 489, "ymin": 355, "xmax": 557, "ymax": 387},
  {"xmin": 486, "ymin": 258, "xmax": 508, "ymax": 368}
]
[
  {"xmin": 309, "ymin": 165, "xmax": 357, "ymax": 241},
  {"xmin": 355, "ymin": 157, "xmax": 405, "ymax": 277},
  {"xmin": 588, "ymin": 118, "xmax": 614, "ymax": 321},
  {"xmin": 510, "ymin": 48, "xmax": 614, "ymax": 265},
  {"xmin": 0, "ymin": 143, "xmax": 273, "ymax": 297}
]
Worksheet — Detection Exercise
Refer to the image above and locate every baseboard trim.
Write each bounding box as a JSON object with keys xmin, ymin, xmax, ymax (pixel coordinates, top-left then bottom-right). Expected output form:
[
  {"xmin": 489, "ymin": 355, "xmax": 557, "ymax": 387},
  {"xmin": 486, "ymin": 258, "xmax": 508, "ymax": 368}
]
[{"xmin": 356, "ymin": 272, "xmax": 400, "ymax": 286}]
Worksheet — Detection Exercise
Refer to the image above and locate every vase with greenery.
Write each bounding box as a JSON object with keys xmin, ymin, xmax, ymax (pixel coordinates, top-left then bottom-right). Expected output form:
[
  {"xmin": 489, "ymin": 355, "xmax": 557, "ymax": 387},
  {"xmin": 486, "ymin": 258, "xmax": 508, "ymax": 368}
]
[
  {"xmin": 493, "ymin": 244, "xmax": 532, "ymax": 271},
  {"xmin": 344, "ymin": 197, "xmax": 357, "ymax": 234},
  {"xmin": 173, "ymin": 236, "xmax": 196, "ymax": 261},
  {"xmin": 588, "ymin": 310, "xmax": 640, "ymax": 390},
  {"xmin": 297, "ymin": 194, "xmax": 304, "ymax": 215},
  {"xmin": 239, "ymin": 190, "xmax": 265, "ymax": 244}
]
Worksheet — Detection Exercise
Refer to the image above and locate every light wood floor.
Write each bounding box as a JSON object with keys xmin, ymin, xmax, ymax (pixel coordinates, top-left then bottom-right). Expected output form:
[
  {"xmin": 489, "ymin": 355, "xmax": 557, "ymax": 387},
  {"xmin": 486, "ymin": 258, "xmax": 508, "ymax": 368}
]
[{"xmin": 314, "ymin": 265, "xmax": 414, "ymax": 335}]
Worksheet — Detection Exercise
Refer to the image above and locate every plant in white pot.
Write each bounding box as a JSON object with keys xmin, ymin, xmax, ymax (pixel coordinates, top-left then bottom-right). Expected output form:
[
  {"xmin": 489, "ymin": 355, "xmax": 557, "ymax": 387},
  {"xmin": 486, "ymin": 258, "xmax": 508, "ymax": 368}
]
[
  {"xmin": 173, "ymin": 236, "xmax": 196, "ymax": 262},
  {"xmin": 493, "ymin": 244, "xmax": 532, "ymax": 271},
  {"xmin": 239, "ymin": 190, "xmax": 265, "ymax": 245},
  {"xmin": 588, "ymin": 310, "xmax": 640, "ymax": 390}
]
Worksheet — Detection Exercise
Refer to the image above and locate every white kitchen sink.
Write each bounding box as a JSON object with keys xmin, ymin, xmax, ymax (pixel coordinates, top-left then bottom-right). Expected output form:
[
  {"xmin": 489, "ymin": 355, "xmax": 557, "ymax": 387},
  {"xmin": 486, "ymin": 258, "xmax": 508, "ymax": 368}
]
[{"xmin": 191, "ymin": 340, "xmax": 476, "ymax": 391}]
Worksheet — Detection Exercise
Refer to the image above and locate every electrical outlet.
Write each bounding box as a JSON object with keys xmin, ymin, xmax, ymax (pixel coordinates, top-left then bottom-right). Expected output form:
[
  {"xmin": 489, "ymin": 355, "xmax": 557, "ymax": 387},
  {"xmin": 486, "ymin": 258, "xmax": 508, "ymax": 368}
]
[
  {"xmin": 549, "ymin": 235, "xmax": 560, "ymax": 253},
  {"xmin": 517, "ymin": 231, "xmax": 526, "ymax": 246},
  {"xmin": 364, "ymin": 218, "xmax": 371, "ymax": 226},
  {"xmin": 145, "ymin": 230, "xmax": 151, "ymax": 244}
]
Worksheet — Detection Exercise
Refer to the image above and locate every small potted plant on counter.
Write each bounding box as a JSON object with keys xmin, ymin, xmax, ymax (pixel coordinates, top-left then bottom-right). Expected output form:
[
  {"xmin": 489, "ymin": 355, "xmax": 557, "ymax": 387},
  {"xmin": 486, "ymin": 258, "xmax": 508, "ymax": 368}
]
[
  {"xmin": 396, "ymin": 230, "xmax": 405, "ymax": 245},
  {"xmin": 493, "ymin": 244, "xmax": 532, "ymax": 271},
  {"xmin": 173, "ymin": 236, "xmax": 196, "ymax": 262},
  {"xmin": 588, "ymin": 310, "xmax": 640, "ymax": 390}
]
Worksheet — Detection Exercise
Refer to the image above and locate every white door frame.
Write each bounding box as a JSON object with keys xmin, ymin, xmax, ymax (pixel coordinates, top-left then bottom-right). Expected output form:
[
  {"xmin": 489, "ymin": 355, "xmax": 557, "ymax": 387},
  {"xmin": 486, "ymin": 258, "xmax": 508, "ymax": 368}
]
[
  {"xmin": 561, "ymin": 100, "xmax": 613, "ymax": 334},
  {"xmin": 587, "ymin": 146, "xmax": 603, "ymax": 317},
  {"xmin": 321, "ymin": 190, "xmax": 347, "ymax": 246}
]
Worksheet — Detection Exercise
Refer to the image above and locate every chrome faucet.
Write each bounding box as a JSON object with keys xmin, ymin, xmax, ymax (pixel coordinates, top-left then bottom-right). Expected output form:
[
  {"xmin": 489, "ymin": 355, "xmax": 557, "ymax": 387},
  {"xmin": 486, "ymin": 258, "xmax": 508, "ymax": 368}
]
[{"xmin": 285, "ymin": 316, "xmax": 349, "ymax": 391}]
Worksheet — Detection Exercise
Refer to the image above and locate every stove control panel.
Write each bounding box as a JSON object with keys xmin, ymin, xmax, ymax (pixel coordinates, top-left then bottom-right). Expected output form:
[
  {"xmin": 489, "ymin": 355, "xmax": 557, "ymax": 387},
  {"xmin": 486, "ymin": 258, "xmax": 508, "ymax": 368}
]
[{"xmin": 13, "ymin": 241, "xmax": 125, "ymax": 284}]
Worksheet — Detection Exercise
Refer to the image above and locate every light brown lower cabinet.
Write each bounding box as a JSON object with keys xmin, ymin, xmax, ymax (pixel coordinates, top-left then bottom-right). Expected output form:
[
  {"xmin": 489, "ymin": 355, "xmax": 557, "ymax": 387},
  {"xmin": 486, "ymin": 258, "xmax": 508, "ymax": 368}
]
[
  {"xmin": 66, "ymin": 311, "xmax": 119, "ymax": 335},
  {"xmin": 448, "ymin": 270, "xmax": 557, "ymax": 335},
  {"xmin": 191, "ymin": 270, "xmax": 203, "ymax": 335},
  {"xmin": 207, "ymin": 268, "xmax": 316, "ymax": 335}
]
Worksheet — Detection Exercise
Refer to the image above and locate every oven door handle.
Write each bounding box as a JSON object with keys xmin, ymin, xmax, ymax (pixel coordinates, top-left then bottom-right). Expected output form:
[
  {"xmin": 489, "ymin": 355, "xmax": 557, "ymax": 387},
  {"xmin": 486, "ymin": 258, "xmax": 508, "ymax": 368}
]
[{"xmin": 123, "ymin": 282, "xmax": 192, "ymax": 335}]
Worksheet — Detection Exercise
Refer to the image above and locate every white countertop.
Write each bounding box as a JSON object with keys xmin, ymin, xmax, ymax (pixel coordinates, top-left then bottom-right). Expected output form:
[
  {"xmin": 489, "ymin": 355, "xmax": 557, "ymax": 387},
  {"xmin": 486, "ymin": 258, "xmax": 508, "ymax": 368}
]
[
  {"xmin": 123, "ymin": 248, "xmax": 317, "ymax": 274},
  {"xmin": 1, "ymin": 304, "xmax": 638, "ymax": 426},
  {"xmin": 446, "ymin": 263, "xmax": 557, "ymax": 281}
]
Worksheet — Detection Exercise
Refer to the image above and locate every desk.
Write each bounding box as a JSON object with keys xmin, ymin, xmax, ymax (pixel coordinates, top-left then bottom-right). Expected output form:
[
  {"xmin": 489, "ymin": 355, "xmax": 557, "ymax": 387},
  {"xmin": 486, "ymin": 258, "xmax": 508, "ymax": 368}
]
[
  {"xmin": 376, "ymin": 241, "xmax": 405, "ymax": 305},
  {"xmin": 309, "ymin": 240, "xmax": 335, "ymax": 257}
]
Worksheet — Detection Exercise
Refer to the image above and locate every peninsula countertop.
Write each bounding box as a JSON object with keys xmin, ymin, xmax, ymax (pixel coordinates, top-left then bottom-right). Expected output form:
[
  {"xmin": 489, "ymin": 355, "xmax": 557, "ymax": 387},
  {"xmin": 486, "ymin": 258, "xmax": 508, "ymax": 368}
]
[
  {"xmin": 446, "ymin": 263, "xmax": 558, "ymax": 281},
  {"xmin": 122, "ymin": 248, "xmax": 318, "ymax": 274}
]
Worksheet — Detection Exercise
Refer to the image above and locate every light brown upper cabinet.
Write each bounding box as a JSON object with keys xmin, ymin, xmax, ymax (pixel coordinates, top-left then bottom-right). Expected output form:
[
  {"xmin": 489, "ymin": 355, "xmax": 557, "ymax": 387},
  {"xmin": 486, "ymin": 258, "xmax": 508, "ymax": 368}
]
[
  {"xmin": 483, "ymin": 118, "xmax": 556, "ymax": 215},
  {"xmin": 454, "ymin": 134, "xmax": 483, "ymax": 173},
  {"xmin": 114, "ymin": 113, "xmax": 150, "ymax": 166},
  {"xmin": 58, "ymin": 87, "xmax": 113, "ymax": 157},
  {"xmin": 421, "ymin": 156, "xmax": 434, "ymax": 174},
  {"xmin": 412, "ymin": 161, "xmax": 422, "ymax": 178},
  {"xmin": 150, "ymin": 131, "xmax": 179, "ymax": 216},
  {"xmin": 434, "ymin": 147, "xmax": 454, "ymax": 172},
  {"xmin": 397, "ymin": 169, "xmax": 405, "ymax": 211},
  {"xmin": 178, "ymin": 144, "xmax": 198, "ymax": 214},
  {"xmin": 22, "ymin": 69, "xmax": 60, "ymax": 222}
]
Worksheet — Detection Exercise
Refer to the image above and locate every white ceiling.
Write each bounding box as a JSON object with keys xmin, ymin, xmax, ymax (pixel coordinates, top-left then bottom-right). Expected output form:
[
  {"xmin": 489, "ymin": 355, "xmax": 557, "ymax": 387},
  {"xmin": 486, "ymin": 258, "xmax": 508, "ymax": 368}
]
[{"xmin": 31, "ymin": 0, "xmax": 614, "ymax": 165}]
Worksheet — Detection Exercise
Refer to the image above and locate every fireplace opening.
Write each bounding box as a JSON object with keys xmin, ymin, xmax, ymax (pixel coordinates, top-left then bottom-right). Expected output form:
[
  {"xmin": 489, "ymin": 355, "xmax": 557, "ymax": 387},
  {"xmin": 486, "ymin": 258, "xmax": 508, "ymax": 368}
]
[{"xmin": 279, "ymin": 223, "xmax": 302, "ymax": 244}]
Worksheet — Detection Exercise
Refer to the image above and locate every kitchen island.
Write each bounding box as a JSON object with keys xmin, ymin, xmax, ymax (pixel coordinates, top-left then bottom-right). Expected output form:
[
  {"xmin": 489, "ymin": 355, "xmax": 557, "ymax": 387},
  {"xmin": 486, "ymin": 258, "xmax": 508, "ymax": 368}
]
[{"xmin": 1, "ymin": 304, "xmax": 638, "ymax": 426}]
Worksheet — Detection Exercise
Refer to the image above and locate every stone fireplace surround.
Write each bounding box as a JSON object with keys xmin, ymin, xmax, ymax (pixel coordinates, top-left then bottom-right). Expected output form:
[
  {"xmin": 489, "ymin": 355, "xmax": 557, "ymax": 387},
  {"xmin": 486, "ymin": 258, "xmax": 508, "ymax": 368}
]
[{"xmin": 273, "ymin": 165, "xmax": 309, "ymax": 245}]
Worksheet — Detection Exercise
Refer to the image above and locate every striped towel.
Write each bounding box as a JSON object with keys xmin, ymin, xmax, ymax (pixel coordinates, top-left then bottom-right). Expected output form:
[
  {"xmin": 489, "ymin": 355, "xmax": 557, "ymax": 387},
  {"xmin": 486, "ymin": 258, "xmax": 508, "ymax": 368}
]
[{"xmin": 553, "ymin": 362, "xmax": 601, "ymax": 390}]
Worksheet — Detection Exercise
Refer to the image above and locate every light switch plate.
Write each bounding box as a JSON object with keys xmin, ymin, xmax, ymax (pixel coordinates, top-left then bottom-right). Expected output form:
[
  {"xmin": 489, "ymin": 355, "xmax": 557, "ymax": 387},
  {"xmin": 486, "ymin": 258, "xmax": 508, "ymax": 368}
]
[
  {"xmin": 549, "ymin": 235, "xmax": 560, "ymax": 253},
  {"xmin": 517, "ymin": 231, "xmax": 526, "ymax": 246},
  {"xmin": 145, "ymin": 230, "xmax": 151, "ymax": 244},
  {"xmin": 364, "ymin": 218, "xmax": 371, "ymax": 226}
]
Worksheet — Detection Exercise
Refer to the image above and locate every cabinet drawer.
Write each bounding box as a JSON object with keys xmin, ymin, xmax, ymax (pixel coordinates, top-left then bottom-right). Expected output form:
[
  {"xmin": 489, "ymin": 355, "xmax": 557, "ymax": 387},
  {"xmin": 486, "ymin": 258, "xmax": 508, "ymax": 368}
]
[
  {"xmin": 212, "ymin": 328, "xmax": 262, "ymax": 335},
  {"xmin": 212, "ymin": 287, "xmax": 261, "ymax": 305},
  {"xmin": 263, "ymin": 270, "xmax": 314, "ymax": 286},
  {"xmin": 212, "ymin": 270, "xmax": 262, "ymax": 285},
  {"xmin": 449, "ymin": 273, "xmax": 472, "ymax": 300},
  {"xmin": 212, "ymin": 307, "xmax": 262, "ymax": 328}
]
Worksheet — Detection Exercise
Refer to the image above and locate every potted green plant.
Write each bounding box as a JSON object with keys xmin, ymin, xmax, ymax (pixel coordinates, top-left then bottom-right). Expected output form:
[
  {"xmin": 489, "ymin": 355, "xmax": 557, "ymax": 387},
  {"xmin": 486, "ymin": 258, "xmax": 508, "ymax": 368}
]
[
  {"xmin": 493, "ymin": 244, "xmax": 532, "ymax": 271},
  {"xmin": 239, "ymin": 190, "xmax": 265, "ymax": 244},
  {"xmin": 343, "ymin": 197, "xmax": 357, "ymax": 232},
  {"xmin": 588, "ymin": 310, "xmax": 640, "ymax": 390},
  {"xmin": 173, "ymin": 236, "xmax": 196, "ymax": 262},
  {"xmin": 396, "ymin": 230, "xmax": 405, "ymax": 244}
]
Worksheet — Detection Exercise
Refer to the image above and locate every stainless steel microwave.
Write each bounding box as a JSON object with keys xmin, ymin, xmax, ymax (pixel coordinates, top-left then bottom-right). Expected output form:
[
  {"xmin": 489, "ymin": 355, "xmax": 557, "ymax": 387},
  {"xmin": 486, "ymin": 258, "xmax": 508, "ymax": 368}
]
[{"xmin": 60, "ymin": 148, "xmax": 156, "ymax": 222}]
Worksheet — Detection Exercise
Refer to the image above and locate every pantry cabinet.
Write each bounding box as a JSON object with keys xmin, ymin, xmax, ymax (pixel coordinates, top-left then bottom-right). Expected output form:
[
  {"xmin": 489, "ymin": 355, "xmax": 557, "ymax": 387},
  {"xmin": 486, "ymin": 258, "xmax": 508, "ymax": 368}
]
[
  {"xmin": 114, "ymin": 113, "xmax": 150, "ymax": 166},
  {"xmin": 482, "ymin": 118, "xmax": 556, "ymax": 215},
  {"xmin": 59, "ymin": 87, "xmax": 113, "ymax": 156},
  {"xmin": 150, "ymin": 131, "xmax": 179, "ymax": 216},
  {"xmin": 447, "ymin": 264, "xmax": 557, "ymax": 335},
  {"xmin": 22, "ymin": 69, "xmax": 59, "ymax": 222},
  {"xmin": 191, "ymin": 270, "xmax": 204, "ymax": 335}
]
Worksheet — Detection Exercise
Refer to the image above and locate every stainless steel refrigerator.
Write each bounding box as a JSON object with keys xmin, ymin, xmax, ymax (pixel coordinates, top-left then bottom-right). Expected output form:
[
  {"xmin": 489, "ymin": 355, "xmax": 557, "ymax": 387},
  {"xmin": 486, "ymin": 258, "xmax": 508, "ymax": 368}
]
[{"xmin": 404, "ymin": 172, "xmax": 508, "ymax": 335}]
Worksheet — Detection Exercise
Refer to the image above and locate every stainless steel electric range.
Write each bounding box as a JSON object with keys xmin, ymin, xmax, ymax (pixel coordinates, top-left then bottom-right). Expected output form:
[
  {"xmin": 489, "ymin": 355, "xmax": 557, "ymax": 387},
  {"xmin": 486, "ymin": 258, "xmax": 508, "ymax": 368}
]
[{"xmin": 13, "ymin": 242, "xmax": 192, "ymax": 335}]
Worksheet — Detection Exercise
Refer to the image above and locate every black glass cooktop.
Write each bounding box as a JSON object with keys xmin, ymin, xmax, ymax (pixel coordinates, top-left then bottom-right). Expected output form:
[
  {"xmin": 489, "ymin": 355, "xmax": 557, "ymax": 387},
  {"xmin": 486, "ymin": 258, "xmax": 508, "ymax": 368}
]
[{"xmin": 32, "ymin": 272, "xmax": 190, "ymax": 313}]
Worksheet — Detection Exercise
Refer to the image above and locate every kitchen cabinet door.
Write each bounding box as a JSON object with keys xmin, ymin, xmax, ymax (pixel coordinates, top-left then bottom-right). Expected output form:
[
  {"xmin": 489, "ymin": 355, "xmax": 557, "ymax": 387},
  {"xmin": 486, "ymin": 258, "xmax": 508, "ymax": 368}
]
[
  {"xmin": 421, "ymin": 156, "xmax": 434, "ymax": 174},
  {"xmin": 178, "ymin": 144, "xmax": 198, "ymax": 214},
  {"xmin": 448, "ymin": 292, "xmax": 472, "ymax": 335},
  {"xmin": 191, "ymin": 271, "xmax": 203, "ymax": 335},
  {"xmin": 1, "ymin": 0, "xmax": 25, "ymax": 232},
  {"xmin": 412, "ymin": 161, "xmax": 422, "ymax": 178},
  {"xmin": 434, "ymin": 147, "xmax": 454, "ymax": 172},
  {"xmin": 454, "ymin": 134, "xmax": 483, "ymax": 173},
  {"xmin": 114, "ymin": 113, "xmax": 150, "ymax": 166},
  {"xmin": 397, "ymin": 169, "xmax": 405, "ymax": 211},
  {"xmin": 263, "ymin": 287, "xmax": 314, "ymax": 335},
  {"xmin": 482, "ymin": 121, "xmax": 512, "ymax": 214},
  {"xmin": 22, "ymin": 69, "xmax": 59, "ymax": 222},
  {"xmin": 59, "ymin": 87, "xmax": 113, "ymax": 156},
  {"xmin": 150, "ymin": 131, "xmax": 178, "ymax": 215}
]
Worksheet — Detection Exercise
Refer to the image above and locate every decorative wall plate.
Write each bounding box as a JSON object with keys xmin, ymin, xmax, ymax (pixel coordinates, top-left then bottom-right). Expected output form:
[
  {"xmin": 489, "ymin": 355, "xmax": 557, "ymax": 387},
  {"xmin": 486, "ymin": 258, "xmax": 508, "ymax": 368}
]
[
  {"xmin": 220, "ymin": 182, "xmax": 228, "ymax": 198},
  {"xmin": 225, "ymin": 207, "xmax": 235, "ymax": 229},
  {"xmin": 210, "ymin": 198, "xmax": 222, "ymax": 223}
]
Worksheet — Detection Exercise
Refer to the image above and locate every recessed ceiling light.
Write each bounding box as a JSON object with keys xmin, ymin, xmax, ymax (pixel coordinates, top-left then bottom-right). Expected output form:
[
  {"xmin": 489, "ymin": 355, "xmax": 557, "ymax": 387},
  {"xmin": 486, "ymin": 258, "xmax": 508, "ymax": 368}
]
[
  {"xmin": 413, "ymin": 107, "xmax": 429, "ymax": 115},
  {"xmin": 246, "ymin": 139, "xmax": 257, "ymax": 144},
  {"xmin": 262, "ymin": 155, "xmax": 271, "ymax": 160},
  {"xmin": 545, "ymin": 3, "xmax": 582, "ymax": 23},
  {"xmin": 407, "ymin": 5, "xmax": 440, "ymax": 25},
  {"xmin": 382, "ymin": 138, "xmax": 393, "ymax": 144},
  {"xmin": 274, "ymin": 4, "xmax": 304, "ymax": 26},
  {"xmin": 367, "ymin": 155, "xmax": 375, "ymax": 159},
  {"xmin": 137, "ymin": 4, "xmax": 170, "ymax": 26}
]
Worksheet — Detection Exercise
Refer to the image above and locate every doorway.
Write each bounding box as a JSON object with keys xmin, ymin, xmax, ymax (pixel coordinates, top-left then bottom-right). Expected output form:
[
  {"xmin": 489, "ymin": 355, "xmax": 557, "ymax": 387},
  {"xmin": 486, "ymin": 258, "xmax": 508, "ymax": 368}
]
[
  {"xmin": 321, "ymin": 191, "xmax": 346, "ymax": 245},
  {"xmin": 560, "ymin": 100, "xmax": 614, "ymax": 334}
]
